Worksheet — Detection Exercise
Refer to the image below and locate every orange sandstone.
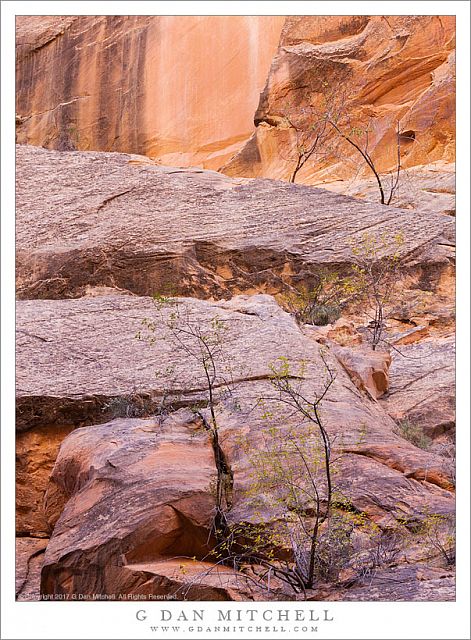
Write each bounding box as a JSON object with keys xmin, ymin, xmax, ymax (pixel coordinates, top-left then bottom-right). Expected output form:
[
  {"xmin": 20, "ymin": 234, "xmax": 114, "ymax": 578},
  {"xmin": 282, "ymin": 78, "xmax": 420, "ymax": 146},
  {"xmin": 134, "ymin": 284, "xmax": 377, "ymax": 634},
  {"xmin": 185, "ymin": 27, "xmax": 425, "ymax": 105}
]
[{"xmin": 16, "ymin": 15, "xmax": 285, "ymax": 169}]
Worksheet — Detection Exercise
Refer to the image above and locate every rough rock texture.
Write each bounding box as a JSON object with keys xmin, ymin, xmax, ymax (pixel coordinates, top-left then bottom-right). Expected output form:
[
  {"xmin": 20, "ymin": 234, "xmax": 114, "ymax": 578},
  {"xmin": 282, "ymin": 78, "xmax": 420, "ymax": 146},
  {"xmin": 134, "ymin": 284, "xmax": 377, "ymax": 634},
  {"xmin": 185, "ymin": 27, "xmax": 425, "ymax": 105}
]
[
  {"xmin": 308, "ymin": 318, "xmax": 363, "ymax": 347},
  {"xmin": 15, "ymin": 294, "xmax": 454, "ymax": 598},
  {"xmin": 223, "ymin": 16, "xmax": 455, "ymax": 184},
  {"xmin": 16, "ymin": 425, "xmax": 74, "ymax": 536},
  {"xmin": 384, "ymin": 276, "xmax": 456, "ymax": 341},
  {"xmin": 382, "ymin": 337, "xmax": 455, "ymax": 438},
  {"xmin": 322, "ymin": 162, "xmax": 456, "ymax": 216},
  {"xmin": 41, "ymin": 415, "xmax": 266, "ymax": 601},
  {"xmin": 328, "ymin": 344, "xmax": 391, "ymax": 400},
  {"xmin": 41, "ymin": 415, "xmax": 217, "ymax": 597},
  {"xmin": 16, "ymin": 145, "xmax": 455, "ymax": 301},
  {"xmin": 15, "ymin": 16, "xmax": 285, "ymax": 169},
  {"xmin": 332, "ymin": 565, "xmax": 456, "ymax": 601},
  {"xmin": 115, "ymin": 559, "xmax": 264, "ymax": 601},
  {"xmin": 16, "ymin": 538, "xmax": 48, "ymax": 601},
  {"xmin": 15, "ymin": 15, "xmax": 456, "ymax": 604}
]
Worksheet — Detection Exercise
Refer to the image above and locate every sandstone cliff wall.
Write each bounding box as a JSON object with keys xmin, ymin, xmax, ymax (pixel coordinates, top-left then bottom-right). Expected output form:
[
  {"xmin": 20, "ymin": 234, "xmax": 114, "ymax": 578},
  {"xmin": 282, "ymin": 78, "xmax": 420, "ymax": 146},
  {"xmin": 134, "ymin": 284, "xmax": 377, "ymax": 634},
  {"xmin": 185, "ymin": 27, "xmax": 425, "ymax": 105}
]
[
  {"xmin": 16, "ymin": 15, "xmax": 285, "ymax": 169},
  {"xmin": 222, "ymin": 15, "xmax": 455, "ymax": 183},
  {"xmin": 16, "ymin": 16, "xmax": 455, "ymax": 180},
  {"xmin": 15, "ymin": 145, "xmax": 455, "ymax": 601}
]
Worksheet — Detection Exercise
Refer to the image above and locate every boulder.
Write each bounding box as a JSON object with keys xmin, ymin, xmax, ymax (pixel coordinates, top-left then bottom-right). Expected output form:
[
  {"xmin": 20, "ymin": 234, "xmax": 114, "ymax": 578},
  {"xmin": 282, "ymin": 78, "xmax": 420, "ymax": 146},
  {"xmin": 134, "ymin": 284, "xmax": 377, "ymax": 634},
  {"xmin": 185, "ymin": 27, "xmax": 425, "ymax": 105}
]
[
  {"xmin": 41, "ymin": 413, "xmax": 271, "ymax": 600},
  {"xmin": 309, "ymin": 318, "xmax": 363, "ymax": 347},
  {"xmin": 16, "ymin": 145, "xmax": 454, "ymax": 301},
  {"xmin": 41, "ymin": 415, "xmax": 218, "ymax": 597},
  {"xmin": 328, "ymin": 344, "xmax": 391, "ymax": 400}
]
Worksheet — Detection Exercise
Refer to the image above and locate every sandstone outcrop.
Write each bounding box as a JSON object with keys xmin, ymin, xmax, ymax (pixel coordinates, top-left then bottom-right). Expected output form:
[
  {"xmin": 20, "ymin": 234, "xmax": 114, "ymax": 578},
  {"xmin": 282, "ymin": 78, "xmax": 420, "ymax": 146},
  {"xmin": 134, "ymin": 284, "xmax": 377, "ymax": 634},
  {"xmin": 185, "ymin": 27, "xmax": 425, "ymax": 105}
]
[
  {"xmin": 327, "ymin": 345, "xmax": 391, "ymax": 400},
  {"xmin": 16, "ymin": 16, "xmax": 285, "ymax": 169},
  {"xmin": 14, "ymin": 12, "xmax": 456, "ymax": 608},
  {"xmin": 41, "ymin": 415, "xmax": 217, "ymax": 597},
  {"xmin": 15, "ymin": 294, "xmax": 454, "ymax": 598},
  {"xmin": 15, "ymin": 144, "xmax": 455, "ymax": 601},
  {"xmin": 16, "ymin": 145, "xmax": 454, "ymax": 301},
  {"xmin": 16, "ymin": 15, "xmax": 455, "ymax": 184},
  {"xmin": 382, "ymin": 336, "xmax": 455, "ymax": 439},
  {"xmin": 223, "ymin": 16, "xmax": 455, "ymax": 185}
]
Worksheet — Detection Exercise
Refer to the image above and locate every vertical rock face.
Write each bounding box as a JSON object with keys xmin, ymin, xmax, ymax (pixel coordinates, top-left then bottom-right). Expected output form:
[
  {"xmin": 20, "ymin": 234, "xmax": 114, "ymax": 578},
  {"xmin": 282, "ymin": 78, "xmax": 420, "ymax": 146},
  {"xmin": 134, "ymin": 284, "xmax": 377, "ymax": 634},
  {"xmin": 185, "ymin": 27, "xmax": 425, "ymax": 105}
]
[
  {"xmin": 222, "ymin": 15, "xmax": 455, "ymax": 183},
  {"xmin": 16, "ymin": 15, "xmax": 285, "ymax": 169},
  {"xmin": 16, "ymin": 15, "xmax": 455, "ymax": 181}
]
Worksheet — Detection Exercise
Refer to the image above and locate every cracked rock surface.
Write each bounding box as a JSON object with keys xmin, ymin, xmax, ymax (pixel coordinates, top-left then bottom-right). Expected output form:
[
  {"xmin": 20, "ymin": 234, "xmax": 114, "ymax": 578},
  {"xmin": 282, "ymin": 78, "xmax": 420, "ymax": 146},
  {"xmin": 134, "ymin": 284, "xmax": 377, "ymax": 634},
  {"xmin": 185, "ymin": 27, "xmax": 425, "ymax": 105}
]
[
  {"xmin": 16, "ymin": 145, "xmax": 454, "ymax": 300},
  {"xmin": 15, "ymin": 138, "xmax": 455, "ymax": 601},
  {"xmin": 16, "ymin": 294, "xmax": 455, "ymax": 599},
  {"xmin": 14, "ymin": 11, "xmax": 456, "ymax": 606},
  {"xmin": 381, "ymin": 337, "xmax": 455, "ymax": 438}
]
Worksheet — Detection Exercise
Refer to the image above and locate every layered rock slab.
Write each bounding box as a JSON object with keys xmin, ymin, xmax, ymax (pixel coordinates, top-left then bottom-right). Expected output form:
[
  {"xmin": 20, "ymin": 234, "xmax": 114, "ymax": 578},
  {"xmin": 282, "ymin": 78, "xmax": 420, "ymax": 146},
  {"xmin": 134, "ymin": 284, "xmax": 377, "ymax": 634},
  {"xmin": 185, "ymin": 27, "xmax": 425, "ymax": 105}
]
[
  {"xmin": 16, "ymin": 145, "xmax": 454, "ymax": 300},
  {"xmin": 322, "ymin": 162, "xmax": 456, "ymax": 217},
  {"xmin": 16, "ymin": 294, "xmax": 454, "ymax": 598}
]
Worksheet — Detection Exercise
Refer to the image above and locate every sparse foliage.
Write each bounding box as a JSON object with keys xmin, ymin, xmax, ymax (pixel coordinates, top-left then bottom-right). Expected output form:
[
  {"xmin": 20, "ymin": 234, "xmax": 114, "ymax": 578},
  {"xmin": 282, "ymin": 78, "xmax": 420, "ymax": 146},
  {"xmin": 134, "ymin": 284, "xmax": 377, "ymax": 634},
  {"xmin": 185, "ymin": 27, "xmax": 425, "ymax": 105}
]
[
  {"xmin": 140, "ymin": 296, "xmax": 448, "ymax": 601},
  {"xmin": 220, "ymin": 353, "xmax": 340, "ymax": 593},
  {"xmin": 434, "ymin": 441, "xmax": 456, "ymax": 488},
  {"xmin": 279, "ymin": 98, "xmax": 332, "ymax": 183},
  {"xmin": 101, "ymin": 393, "xmax": 154, "ymax": 420},
  {"xmin": 420, "ymin": 512, "xmax": 456, "ymax": 566},
  {"xmin": 279, "ymin": 270, "xmax": 353, "ymax": 326},
  {"xmin": 327, "ymin": 117, "xmax": 405, "ymax": 205},
  {"xmin": 394, "ymin": 418, "xmax": 431, "ymax": 450},
  {"xmin": 278, "ymin": 83, "xmax": 413, "ymax": 204},
  {"xmin": 311, "ymin": 513, "xmax": 355, "ymax": 581},
  {"xmin": 174, "ymin": 351, "xmax": 345, "ymax": 597},
  {"xmin": 350, "ymin": 524, "xmax": 405, "ymax": 584},
  {"xmin": 139, "ymin": 295, "xmax": 235, "ymax": 543},
  {"xmin": 349, "ymin": 231, "xmax": 404, "ymax": 350}
]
